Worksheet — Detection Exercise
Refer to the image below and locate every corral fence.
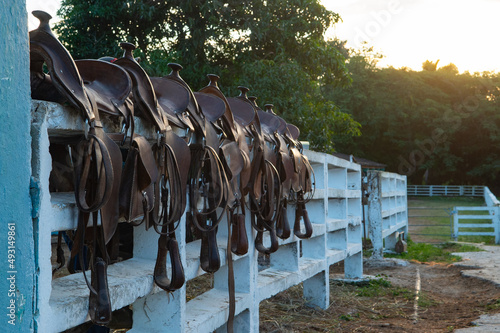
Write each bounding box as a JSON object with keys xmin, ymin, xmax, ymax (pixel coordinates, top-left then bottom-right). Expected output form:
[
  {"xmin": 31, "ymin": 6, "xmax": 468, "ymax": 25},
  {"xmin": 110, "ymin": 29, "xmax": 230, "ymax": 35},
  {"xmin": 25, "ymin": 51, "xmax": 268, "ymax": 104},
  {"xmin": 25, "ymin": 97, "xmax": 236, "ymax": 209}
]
[
  {"xmin": 32, "ymin": 101, "xmax": 367, "ymax": 332},
  {"xmin": 406, "ymin": 185, "xmax": 500, "ymax": 244},
  {"xmin": 408, "ymin": 207, "xmax": 454, "ymax": 243},
  {"xmin": 453, "ymin": 187, "xmax": 500, "ymax": 244},
  {"xmin": 407, "ymin": 185, "xmax": 485, "ymax": 197}
]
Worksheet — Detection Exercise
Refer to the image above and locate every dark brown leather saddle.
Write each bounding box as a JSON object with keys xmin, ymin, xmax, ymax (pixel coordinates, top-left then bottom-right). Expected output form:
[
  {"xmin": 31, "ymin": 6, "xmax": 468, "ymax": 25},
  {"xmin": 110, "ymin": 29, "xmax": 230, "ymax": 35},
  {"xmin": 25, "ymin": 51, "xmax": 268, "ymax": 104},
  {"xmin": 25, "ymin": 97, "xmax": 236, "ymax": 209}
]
[
  {"xmin": 152, "ymin": 65, "xmax": 230, "ymax": 274},
  {"xmin": 226, "ymin": 88, "xmax": 283, "ymax": 255},
  {"xmin": 30, "ymin": 11, "xmax": 123, "ymax": 325},
  {"xmin": 113, "ymin": 43, "xmax": 190, "ymax": 293}
]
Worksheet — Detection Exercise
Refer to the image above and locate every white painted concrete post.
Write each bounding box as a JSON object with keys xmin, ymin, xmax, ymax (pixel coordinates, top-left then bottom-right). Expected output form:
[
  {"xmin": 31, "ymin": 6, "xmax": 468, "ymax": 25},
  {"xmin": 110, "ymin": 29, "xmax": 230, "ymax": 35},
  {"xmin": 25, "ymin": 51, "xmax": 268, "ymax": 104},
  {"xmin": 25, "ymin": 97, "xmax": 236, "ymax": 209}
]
[
  {"xmin": 131, "ymin": 213, "xmax": 187, "ymax": 332},
  {"xmin": 303, "ymin": 270, "xmax": 329, "ymax": 309},
  {"xmin": 30, "ymin": 104, "xmax": 56, "ymax": 333},
  {"xmin": 367, "ymin": 171, "xmax": 383, "ymax": 259},
  {"xmin": 385, "ymin": 233, "xmax": 398, "ymax": 251},
  {"xmin": 345, "ymin": 251, "xmax": 363, "ymax": 279},
  {"xmin": 453, "ymin": 209, "xmax": 459, "ymax": 241},
  {"xmin": 495, "ymin": 207, "xmax": 500, "ymax": 245},
  {"xmin": 271, "ymin": 241, "xmax": 299, "ymax": 271}
]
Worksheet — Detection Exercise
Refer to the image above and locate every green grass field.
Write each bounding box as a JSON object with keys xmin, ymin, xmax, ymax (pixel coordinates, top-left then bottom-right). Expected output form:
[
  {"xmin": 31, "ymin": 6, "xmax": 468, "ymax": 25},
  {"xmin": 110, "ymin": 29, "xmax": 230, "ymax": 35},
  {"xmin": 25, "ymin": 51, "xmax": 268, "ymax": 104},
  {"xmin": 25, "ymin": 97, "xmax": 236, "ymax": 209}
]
[{"xmin": 407, "ymin": 196, "xmax": 495, "ymax": 244}]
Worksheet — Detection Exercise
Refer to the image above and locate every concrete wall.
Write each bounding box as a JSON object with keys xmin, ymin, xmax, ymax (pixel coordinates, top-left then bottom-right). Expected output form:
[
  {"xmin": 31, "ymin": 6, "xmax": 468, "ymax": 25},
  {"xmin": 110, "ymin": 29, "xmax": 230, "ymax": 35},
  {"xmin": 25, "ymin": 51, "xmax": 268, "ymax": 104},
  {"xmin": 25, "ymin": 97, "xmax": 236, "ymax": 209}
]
[{"xmin": 0, "ymin": 1, "xmax": 35, "ymax": 331}]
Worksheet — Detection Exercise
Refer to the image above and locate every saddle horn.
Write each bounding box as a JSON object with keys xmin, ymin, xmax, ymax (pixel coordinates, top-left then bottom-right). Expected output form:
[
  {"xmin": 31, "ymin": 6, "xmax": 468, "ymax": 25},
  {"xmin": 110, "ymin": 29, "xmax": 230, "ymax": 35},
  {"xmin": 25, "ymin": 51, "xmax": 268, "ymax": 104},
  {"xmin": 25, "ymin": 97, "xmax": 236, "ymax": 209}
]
[
  {"xmin": 32, "ymin": 10, "xmax": 53, "ymax": 33},
  {"xmin": 168, "ymin": 63, "xmax": 183, "ymax": 79},
  {"xmin": 120, "ymin": 42, "xmax": 136, "ymax": 60},
  {"xmin": 207, "ymin": 74, "xmax": 220, "ymax": 88},
  {"xmin": 237, "ymin": 86, "xmax": 250, "ymax": 99},
  {"xmin": 248, "ymin": 96, "xmax": 258, "ymax": 108},
  {"xmin": 264, "ymin": 104, "xmax": 275, "ymax": 114}
]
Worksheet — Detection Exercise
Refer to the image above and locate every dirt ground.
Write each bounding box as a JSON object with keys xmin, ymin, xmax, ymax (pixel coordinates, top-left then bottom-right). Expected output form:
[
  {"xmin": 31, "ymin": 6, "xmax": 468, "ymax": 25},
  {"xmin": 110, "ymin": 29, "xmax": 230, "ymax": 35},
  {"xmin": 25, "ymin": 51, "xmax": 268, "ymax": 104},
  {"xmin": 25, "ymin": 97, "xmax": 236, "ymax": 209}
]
[{"xmin": 259, "ymin": 260, "xmax": 500, "ymax": 332}]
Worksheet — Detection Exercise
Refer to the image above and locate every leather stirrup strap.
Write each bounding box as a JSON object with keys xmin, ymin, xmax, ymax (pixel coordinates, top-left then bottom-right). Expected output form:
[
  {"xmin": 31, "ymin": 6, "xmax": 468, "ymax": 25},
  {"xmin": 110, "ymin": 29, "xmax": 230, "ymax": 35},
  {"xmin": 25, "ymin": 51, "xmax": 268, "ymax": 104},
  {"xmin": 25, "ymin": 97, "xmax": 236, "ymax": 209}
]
[
  {"xmin": 293, "ymin": 191, "xmax": 313, "ymax": 239},
  {"xmin": 226, "ymin": 210, "xmax": 235, "ymax": 333},
  {"xmin": 154, "ymin": 228, "xmax": 185, "ymax": 292}
]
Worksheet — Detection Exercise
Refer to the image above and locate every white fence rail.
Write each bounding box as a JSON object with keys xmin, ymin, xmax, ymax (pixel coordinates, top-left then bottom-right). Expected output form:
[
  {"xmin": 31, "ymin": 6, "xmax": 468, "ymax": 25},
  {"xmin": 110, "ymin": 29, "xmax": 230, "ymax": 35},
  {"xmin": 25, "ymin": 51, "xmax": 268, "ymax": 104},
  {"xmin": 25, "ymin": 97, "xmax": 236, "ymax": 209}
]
[
  {"xmin": 453, "ymin": 207, "xmax": 500, "ymax": 244},
  {"xmin": 366, "ymin": 171, "xmax": 408, "ymax": 258},
  {"xmin": 407, "ymin": 185, "xmax": 485, "ymax": 197},
  {"xmin": 484, "ymin": 187, "xmax": 500, "ymax": 208},
  {"xmin": 452, "ymin": 187, "xmax": 500, "ymax": 244},
  {"xmin": 31, "ymin": 101, "xmax": 364, "ymax": 332}
]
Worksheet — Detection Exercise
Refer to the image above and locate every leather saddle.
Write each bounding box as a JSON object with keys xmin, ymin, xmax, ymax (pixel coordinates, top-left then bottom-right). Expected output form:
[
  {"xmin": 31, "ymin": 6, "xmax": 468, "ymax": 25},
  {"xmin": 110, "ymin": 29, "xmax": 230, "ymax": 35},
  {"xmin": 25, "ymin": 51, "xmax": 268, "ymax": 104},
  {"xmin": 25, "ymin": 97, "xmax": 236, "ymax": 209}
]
[{"xmin": 30, "ymin": 11, "xmax": 124, "ymax": 325}]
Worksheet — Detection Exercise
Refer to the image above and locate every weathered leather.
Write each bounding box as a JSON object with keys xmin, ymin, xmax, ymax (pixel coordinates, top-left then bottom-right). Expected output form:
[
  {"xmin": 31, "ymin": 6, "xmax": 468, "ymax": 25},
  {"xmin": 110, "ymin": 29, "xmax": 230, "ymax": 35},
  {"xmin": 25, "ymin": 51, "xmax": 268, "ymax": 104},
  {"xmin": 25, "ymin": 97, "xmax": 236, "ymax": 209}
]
[
  {"xmin": 89, "ymin": 257, "xmax": 112, "ymax": 325},
  {"xmin": 76, "ymin": 59, "xmax": 133, "ymax": 122},
  {"xmin": 119, "ymin": 135, "xmax": 158, "ymax": 224},
  {"xmin": 151, "ymin": 76, "xmax": 194, "ymax": 130}
]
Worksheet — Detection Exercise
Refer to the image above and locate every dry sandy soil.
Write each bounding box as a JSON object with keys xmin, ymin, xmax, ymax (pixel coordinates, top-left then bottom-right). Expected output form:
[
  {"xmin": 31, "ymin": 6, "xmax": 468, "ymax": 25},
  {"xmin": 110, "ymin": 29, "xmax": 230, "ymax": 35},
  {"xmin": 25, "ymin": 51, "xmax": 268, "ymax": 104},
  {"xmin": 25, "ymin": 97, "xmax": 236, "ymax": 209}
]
[{"xmin": 259, "ymin": 260, "xmax": 500, "ymax": 332}]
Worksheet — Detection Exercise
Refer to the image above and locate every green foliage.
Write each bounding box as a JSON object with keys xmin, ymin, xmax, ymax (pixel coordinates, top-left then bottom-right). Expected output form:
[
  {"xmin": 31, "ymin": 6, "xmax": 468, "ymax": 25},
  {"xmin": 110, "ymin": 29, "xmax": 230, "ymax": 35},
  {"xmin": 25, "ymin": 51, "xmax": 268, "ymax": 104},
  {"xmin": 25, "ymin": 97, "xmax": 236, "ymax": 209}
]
[
  {"xmin": 355, "ymin": 278, "xmax": 392, "ymax": 297},
  {"xmin": 330, "ymin": 48, "xmax": 500, "ymax": 190},
  {"xmin": 54, "ymin": 0, "xmax": 359, "ymax": 153}
]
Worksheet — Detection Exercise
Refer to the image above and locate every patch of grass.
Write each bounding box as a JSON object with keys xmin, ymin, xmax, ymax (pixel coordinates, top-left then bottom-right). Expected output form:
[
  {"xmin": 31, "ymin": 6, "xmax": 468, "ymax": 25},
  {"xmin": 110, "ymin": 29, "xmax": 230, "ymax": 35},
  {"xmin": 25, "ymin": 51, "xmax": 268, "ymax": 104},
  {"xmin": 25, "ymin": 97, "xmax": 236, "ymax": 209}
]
[
  {"xmin": 418, "ymin": 293, "xmax": 438, "ymax": 308},
  {"xmin": 339, "ymin": 313, "xmax": 359, "ymax": 321},
  {"xmin": 484, "ymin": 299, "xmax": 500, "ymax": 310},
  {"xmin": 408, "ymin": 196, "xmax": 485, "ymax": 208},
  {"xmin": 385, "ymin": 239, "xmax": 463, "ymax": 263},
  {"xmin": 458, "ymin": 235, "xmax": 496, "ymax": 245},
  {"xmin": 440, "ymin": 242, "xmax": 484, "ymax": 253},
  {"xmin": 355, "ymin": 278, "xmax": 392, "ymax": 297},
  {"xmin": 408, "ymin": 196, "xmax": 487, "ymax": 243}
]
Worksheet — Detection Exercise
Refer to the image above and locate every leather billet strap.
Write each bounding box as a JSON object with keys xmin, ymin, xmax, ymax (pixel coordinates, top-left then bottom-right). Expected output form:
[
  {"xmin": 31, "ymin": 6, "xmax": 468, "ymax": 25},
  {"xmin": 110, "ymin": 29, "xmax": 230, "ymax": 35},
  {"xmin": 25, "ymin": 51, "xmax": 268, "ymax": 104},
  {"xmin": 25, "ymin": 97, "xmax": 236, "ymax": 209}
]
[
  {"xmin": 188, "ymin": 145, "xmax": 228, "ymax": 273},
  {"xmin": 149, "ymin": 132, "xmax": 190, "ymax": 234},
  {"xmin": 119, "ymin": 135, "xmax": 158, "ymax": 225},
  {"xmin": 73, "ymin": 129, "xmax": 114, "ymax": 214}
]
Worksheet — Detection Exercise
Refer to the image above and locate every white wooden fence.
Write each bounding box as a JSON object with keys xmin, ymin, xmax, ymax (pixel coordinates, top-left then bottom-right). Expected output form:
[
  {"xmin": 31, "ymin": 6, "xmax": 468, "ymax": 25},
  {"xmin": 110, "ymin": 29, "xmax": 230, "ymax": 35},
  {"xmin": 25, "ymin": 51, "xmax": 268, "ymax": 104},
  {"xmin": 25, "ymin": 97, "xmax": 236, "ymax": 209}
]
[
  {"xmin": 31, "ymin": 100, "xmax": 364, "ymax": 332},
  {"xmin": 407, "ymin": 185, "xmax": 485, "ymax": 197},
  {"xmin": 366, "ymin": 171, "xmax": 408, "ymax": 258},
  {"xmin": 453, "ymin": 187, "xmax": 500, "ymax": 244}
]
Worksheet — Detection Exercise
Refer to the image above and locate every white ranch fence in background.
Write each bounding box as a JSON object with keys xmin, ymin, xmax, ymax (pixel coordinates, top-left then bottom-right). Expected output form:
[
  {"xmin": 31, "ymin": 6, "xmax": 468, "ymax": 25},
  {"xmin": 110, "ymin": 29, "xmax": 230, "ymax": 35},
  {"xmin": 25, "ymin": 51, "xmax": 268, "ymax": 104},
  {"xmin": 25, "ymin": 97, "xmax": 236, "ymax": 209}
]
[
  {"xmin": 453, "ymin": 187, "xmax": 500, "ymax": 244},
  {"xmin": 366, "ymin": 171, "xmax": 408, "ymax": 258},
  {"xmin": 407, "ymin": 185, "xmax": 485, "ymax": 197},
  {"xmin": 31, "ymin": 100, "xmax": 365, "ymax": 332}
]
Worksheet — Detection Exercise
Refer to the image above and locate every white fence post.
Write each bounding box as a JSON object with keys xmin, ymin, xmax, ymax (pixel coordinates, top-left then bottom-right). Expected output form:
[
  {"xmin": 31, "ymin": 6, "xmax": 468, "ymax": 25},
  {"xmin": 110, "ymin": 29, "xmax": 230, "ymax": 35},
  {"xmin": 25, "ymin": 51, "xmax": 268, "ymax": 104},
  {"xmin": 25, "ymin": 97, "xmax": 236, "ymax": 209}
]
[
  {"xmin": 453, "ymin": 209, "xmax": 458, "ymax": 241},
  {"xmin": 367, "ymin": 171, "xmax": 383, "ymax": 258},
  {"xmin": 366, "ymin": 171, "xmax": 408, "ymax": 256}
]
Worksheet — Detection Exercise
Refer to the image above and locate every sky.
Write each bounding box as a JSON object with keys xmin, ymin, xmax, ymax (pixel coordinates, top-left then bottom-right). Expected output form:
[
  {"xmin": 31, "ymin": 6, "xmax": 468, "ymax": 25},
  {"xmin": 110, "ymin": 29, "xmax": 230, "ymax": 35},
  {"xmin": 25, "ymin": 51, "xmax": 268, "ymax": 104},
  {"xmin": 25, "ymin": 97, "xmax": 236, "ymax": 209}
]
[
  {"xmin": 26, "ymin": 0, "xmax": 500, "ymax": 73},
  {"xmin": 321, "ymin": 0, "xmax": 500, "ymax": 73}
]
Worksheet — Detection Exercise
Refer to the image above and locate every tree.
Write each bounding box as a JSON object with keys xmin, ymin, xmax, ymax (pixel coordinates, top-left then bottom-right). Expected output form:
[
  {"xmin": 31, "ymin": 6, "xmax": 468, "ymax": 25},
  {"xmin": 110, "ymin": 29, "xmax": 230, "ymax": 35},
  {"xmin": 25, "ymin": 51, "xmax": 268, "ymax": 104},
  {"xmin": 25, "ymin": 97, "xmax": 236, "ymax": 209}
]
[
  {"xmin": 54, "ymin": 0, "xmax": 360, "ymax": 153},
  {"xmin": 330, "ymin": 48, "xmax": 500, "ymax": 190},
  {"xmin": 422, "ymin": 59, "xmax": 440, "ymax": 71}
]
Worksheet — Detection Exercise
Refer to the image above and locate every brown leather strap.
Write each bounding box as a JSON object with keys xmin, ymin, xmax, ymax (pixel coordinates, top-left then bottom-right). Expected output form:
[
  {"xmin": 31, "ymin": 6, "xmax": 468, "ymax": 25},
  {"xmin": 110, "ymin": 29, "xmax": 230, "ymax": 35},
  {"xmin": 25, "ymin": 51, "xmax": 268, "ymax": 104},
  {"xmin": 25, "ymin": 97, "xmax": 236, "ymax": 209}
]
[{"xmin": 226, "ymin": 210, "xmax": 235, "ymax": 333}]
